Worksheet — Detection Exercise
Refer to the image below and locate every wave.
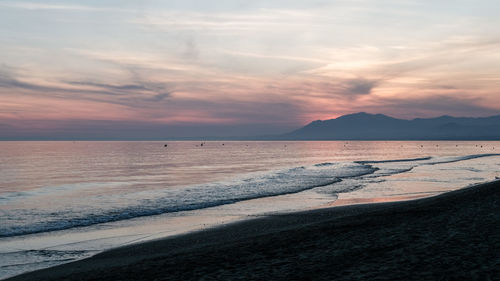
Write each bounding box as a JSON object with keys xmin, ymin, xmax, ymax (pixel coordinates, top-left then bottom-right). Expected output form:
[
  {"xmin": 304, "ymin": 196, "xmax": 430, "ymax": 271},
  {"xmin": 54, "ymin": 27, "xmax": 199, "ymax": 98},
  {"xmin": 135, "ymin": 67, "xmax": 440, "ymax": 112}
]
[
  {"xmin": 3, "ymin": 153, "xmax": 499, "ymax": 238},
  {"xmin": 0, "ymin": 162, "xmax": 377, "ymax": 238},
  {"xmin": 0, "ymin": 182, "xmax": 124, "ymax": 205},
  {"xmin": 424, "ymin": 154, "xmax": 500, "ymax": 165},
  {"xmin": 314, "ymin": 162, "xmax": 335, "ymax": 167},
  {"xmin": 356, "ymin": 157, "xmax": 432, "ymax": 164}
]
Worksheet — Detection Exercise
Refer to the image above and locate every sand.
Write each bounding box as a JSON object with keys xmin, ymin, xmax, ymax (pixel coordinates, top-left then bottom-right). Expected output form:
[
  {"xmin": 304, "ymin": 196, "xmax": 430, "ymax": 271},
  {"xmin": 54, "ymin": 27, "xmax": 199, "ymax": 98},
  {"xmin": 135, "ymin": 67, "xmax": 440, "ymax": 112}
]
[{"xmin": 7, "ymin": 181, "xmax": 500, "ymax": 281}]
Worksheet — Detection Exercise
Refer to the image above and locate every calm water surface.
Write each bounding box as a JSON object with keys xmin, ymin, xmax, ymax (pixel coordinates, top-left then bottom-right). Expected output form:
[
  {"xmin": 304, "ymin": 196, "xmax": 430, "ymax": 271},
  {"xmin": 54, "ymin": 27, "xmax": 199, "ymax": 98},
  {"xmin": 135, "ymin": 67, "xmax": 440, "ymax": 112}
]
[{"xmin": 1, "ymin": 141, "xmax": 499, "ymax": 279}]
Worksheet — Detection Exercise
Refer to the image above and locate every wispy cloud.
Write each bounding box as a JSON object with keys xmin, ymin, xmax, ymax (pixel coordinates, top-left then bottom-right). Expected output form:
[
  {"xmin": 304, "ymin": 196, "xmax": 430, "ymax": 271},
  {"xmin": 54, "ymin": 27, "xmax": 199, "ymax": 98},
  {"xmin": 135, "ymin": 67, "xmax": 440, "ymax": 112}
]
[
  {"xmin": 0, "ymin": 66, "xmax": 171, "ymax": 108},
  {"xmin": 343, "ymin": 78, "xmax": 378, "ymax": 96},
  {"xmin": 0, "ymin": 2, "xmax": 103, "ymax": 11},
  {"xmin": 0, "ymin": 68, "xmax": 59, "ymax": 92},
  {"xmin": 132, "ymin": 9, "xmax": 321, "ymax": 32},
  {"xmin": 220, "ymin": 49, "xmax": 326, "ymax": 64},
  {"xmin": 67, "ymin": 81, "xmax": 148, "ymax": 91}
]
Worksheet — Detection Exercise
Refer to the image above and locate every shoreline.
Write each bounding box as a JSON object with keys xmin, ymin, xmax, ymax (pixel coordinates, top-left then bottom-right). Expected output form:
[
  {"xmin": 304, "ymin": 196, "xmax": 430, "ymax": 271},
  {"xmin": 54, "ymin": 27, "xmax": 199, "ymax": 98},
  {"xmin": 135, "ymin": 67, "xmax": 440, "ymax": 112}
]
[{"xmin": 7, "ymin": 180, "xmax": 500, "ymax": 280}]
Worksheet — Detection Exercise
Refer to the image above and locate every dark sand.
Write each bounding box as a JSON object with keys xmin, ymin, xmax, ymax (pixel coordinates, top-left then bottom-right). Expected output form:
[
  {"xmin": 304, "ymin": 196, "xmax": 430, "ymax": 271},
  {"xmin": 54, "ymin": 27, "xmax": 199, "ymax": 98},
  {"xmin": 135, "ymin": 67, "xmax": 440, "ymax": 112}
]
[{"xmin": 8, "ymin": 181, "xmax": 500, "ymax": 281}]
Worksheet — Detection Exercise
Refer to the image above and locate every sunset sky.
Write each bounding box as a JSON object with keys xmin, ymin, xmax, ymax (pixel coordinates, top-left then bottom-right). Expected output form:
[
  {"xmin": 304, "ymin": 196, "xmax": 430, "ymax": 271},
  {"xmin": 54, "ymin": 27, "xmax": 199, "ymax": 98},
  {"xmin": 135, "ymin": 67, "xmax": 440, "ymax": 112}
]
[{"xmin": 1, "ymin": 0, "xmax": 500, "ymax": 139}]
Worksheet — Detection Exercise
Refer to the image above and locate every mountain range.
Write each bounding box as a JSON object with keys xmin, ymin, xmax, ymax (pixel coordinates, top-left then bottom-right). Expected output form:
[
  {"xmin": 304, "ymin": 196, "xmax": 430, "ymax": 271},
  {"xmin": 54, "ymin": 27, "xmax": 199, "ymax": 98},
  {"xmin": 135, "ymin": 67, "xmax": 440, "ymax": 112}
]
[{"xmin": 277, "ymin": 112, "xmax": 500, "ymax": 140}]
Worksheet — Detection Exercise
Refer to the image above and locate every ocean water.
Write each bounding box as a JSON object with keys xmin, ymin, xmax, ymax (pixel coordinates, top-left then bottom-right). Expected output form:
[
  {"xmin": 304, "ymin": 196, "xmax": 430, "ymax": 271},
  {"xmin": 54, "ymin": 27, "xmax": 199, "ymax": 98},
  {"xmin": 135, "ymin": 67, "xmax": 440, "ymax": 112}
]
[{"xmin": 1, "ymin": 141, "xmax": 500, "ymax": 279}]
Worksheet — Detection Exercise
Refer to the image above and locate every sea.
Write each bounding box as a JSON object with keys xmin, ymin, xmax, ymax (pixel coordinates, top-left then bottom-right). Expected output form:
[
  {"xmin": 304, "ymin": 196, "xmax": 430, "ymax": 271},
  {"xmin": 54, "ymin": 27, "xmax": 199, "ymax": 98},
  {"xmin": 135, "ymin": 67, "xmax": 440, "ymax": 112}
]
[{"xmin": 1, "ymin": 141, "xmax": 500, "ymax": 279}]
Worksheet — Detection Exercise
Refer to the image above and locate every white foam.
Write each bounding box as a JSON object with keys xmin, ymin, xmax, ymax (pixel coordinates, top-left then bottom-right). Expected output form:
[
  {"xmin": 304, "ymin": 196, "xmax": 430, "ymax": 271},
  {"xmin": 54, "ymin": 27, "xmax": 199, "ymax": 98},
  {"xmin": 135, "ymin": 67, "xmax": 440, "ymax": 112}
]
[{"xmin": 0, "ymin": 162, "xmax": 376, "ymax": 237}]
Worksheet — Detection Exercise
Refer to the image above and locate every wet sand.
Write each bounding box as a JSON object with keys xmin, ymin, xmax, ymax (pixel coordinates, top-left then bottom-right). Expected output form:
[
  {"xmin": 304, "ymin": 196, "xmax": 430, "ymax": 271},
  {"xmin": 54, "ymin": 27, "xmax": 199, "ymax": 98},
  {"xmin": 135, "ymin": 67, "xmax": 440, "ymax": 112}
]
[{"xmin": 7, "ymin": 180, "xmax": 500, "ymax": 281}]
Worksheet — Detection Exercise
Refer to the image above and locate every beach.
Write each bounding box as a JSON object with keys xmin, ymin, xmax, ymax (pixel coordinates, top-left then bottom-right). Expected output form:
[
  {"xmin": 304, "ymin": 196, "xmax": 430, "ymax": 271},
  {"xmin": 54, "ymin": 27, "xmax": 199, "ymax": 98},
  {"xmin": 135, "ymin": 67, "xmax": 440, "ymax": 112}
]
[{"xmin": 7, "ymin": 180, "xmax": 500, "ymax": 280}]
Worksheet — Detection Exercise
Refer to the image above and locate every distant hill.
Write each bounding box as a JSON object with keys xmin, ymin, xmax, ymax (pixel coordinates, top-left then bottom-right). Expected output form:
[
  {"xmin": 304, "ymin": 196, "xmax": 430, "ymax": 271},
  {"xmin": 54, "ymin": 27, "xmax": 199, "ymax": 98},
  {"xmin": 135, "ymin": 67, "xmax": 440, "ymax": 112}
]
[{"xmin": 278, "ymin": 112, "xmax": 500, "ymax": 140}]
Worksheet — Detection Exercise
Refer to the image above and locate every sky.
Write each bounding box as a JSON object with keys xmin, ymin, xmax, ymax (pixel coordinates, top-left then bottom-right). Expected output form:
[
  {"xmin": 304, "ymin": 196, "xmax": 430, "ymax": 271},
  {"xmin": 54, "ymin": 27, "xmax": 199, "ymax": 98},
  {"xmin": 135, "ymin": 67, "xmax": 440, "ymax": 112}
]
[{"xmin": 1, "ymin": 0, "xmax": 500, "ymax": 139}]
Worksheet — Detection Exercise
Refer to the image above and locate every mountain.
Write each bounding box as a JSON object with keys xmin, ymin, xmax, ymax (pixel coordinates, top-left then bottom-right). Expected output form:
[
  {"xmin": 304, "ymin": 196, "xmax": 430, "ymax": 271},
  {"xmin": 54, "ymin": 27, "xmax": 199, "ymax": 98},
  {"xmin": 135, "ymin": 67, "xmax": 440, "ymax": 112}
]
[{"xmin": 279, "ymin": 112, "xmax": 500, "ymax": 140}]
